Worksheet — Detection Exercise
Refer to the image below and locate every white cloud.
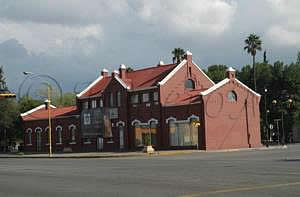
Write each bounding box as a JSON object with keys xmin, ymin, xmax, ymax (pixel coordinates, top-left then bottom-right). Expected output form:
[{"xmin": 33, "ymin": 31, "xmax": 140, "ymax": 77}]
[
  {"xmin": 266, "ymin": 0, "xmax": 300, "ymax": 46},
  {"xmin": 133, "ymin": 0, "xmax": 237, "ymax": 35},
  {"xmin": 0, "ymin": 20, "xmax": 103, "ymax": 54}
]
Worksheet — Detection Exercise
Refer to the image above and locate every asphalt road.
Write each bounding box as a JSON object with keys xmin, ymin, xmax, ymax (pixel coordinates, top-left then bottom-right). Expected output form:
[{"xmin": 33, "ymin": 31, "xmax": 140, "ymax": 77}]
[{"xmin": 1, "ymin": 145, "xmax": 300, "ymax": 197}]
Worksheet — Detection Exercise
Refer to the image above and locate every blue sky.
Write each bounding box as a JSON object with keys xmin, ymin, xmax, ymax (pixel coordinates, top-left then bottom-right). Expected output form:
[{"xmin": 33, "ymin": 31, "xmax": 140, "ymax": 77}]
[{"xmin": 0, "ymin": 0, "xmax": 299, "ymax": 93}]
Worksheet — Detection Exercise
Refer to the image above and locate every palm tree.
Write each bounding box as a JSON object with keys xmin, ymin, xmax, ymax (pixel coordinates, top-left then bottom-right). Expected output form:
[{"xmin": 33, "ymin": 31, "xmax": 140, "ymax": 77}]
[
  {"xmin": 171, "ymin": 48, "xmax": 185, "ymax": 64},
  {"xmin": 244, "ymin": 34, "xmax": 262, "ymax": 91}
]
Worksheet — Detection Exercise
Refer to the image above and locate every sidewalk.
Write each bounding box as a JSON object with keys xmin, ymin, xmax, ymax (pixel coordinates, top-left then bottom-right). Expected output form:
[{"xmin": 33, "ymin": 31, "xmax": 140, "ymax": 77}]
[{"xmin": 0, "ymin": 145, "xmax": 287, "ymax": 159}]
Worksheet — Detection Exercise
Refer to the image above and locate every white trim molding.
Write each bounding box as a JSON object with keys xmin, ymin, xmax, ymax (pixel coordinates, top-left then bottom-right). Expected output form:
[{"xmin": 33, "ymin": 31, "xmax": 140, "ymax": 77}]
[
  {"xmin": 158, "ymin": 60, "xmax": 187, "ymax": 85},
  {"xmin": 200, "ymin": 78, "xmax": 230, "ymax": 96},
  {"xmin": 166, "ymin": 115, "xmax": 199, "ymax": 124},
  {"xmin": 166, "ymin": 117, "xmax": 177, "ymax": 123},
  {"xmin": 68, "ymin": 124, "xmax": 76, "ymax": 130},
  {"xmin": 21, "ymin": 104, "xmax": 56, "ymax": 117},
  {"xmin": 76, "ymin": 75, "xmax": 104, "ymax": 98},
  {"xmin": 115, "ymin": 75, "xmax": 130, "ymax": 90},
  {"xmin": 131, "ymin": 119, "xmax": 141, "ymax": 126},
  {"xmin": 25, "ymin": 128, "xmax": 32, "ymax": 133},
  {"xmin": 56, "ymin": 125, "xmax": 62, "ymax": 130},
  {"xmin": 35, "ymin": 127, "xmax": 42, "ymax": 133},
  {"xmin": 116, "ymin": 121, "xmax": 125, "ymax": 127},
  {"xmin": 148, "ymin": 118, "xmax": 158, "ymax": 125},
  {"xmin": 192, "ymin": 61, "xmax": 215, "ymax": 86}
]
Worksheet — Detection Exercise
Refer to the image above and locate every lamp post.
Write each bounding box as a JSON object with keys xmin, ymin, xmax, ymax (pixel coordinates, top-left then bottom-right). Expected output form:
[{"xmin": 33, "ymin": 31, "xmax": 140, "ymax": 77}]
[
  {"xmin": 20, "ymin": 72, "xmax": 62, "ymax": 157},
  {"xmin": 264, "ymin": 88, "xmax": 269, "ymax": 146},
  {"xmin": 272, "ymin": 98, "xmax": 293, "ymax": 145}
]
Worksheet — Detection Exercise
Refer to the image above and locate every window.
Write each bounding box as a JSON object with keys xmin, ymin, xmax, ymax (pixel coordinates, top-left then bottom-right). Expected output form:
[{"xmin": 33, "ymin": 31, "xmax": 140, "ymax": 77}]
[
  {"xmin": 45, "ymin": 127, "xmax": 49, "ymax": 144},
  {"xmin": 83, "ymin": 101, "xmax": 88, "ymax": 109},
  {"xmin": 69, "ymin": 126, "xmax": 76, "ymax": 142},
  {"xmin": 143, "ymin": 93, "xmax": 149, "ymax": 103},
  {"xmin": 169, "ymin": 121, "xmax": 198, "ymax": 146},
  {"xmin": 27, "ymin": 130, "xmax": 32, "ymax": 145},
  {"xmin": 135, "ymin": 122, "xmax": 157, "ymax": 147},
  {"xmin": 91, "ymin": 100, "xmax": 97, "ymax": 108},
  {"xmin": 131, "ymin": 94, "xmax": 139, "ymax": 104},
  {"xmin": 56, "ymin": 127, "xmax": 62, "ymax": 144},
  {"xmin": 228, "ymin": 91, "xmax": 237, "ymax": 102},
  {"xmin": 184, "ymin": 79, "xmax": 195, "ymax": 89},
  {"xmin": 117, "ymin": 91, "xmax": 121, "ymax": 107},
  {"xmin": 153, "ymin": 92, "xmax": 159, "ymax": 101},
  {"xmin": 84, "ymin": 113, "xmax": 91, "ymax": 125},
  {"xmin": 100, "ymin": 99, "xmax": 103, "ymax": 107},
  {"xmin": 110, "ymin": 92, "xmax": 114, "ymax": 107}
]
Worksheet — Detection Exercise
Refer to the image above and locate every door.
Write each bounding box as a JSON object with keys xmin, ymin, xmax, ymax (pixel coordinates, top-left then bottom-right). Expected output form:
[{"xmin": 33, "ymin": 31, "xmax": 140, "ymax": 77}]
[
  {"xmin": 119, "ymin": 126, "xmax": 124, "ymax": 150},
  {"xmin": 97, "ymin": 137, "xmax": 103, "ymax": 151},
  {"xmin": 36, "ymin": 131, "xmax": 42, "ymax": 152}
]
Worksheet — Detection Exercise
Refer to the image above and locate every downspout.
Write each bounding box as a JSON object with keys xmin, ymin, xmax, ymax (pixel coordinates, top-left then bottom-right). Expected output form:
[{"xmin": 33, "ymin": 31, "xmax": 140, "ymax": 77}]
[{"xmin": 245, "ymin": 99, "xmax": 251, "ymax": 148}]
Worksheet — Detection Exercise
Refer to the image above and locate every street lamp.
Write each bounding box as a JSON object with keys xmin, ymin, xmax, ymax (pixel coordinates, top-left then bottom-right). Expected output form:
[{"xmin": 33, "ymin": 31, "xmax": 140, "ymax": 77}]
[
  {"xmin": 20, "ymin": 72, "xmax": 62, "ymax": 157},
  {"xmin": 272, "ymin": 98, "xmax": 293, "ymax": 145},
  {"xmin": 264, "ymin": 88, "xmax": 269, "ymax": 146}
]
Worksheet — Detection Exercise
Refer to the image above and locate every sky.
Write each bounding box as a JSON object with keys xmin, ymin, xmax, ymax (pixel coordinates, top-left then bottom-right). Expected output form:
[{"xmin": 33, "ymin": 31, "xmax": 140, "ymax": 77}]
[{"xmin": 0, "ymin": 0, "xmax": 300, "ymax": 94}]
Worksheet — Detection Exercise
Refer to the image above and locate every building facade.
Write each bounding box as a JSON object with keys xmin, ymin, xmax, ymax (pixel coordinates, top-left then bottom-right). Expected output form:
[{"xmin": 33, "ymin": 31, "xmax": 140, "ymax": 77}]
[{"xmin": 22, "ymin": 51, "xmax": 262, "ymax": 152}]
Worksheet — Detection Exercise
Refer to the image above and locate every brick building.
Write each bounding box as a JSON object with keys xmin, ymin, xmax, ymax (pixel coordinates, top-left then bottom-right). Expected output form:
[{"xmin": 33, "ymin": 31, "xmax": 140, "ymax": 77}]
[{"xmin": 22, "ymin": 51, "xmax": 262, "ymax": 152}]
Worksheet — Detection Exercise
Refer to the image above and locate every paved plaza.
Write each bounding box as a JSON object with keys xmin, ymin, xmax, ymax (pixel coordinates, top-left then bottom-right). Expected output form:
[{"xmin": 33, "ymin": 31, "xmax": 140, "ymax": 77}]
[{"xmin": 0, "ymin": 145, "xmax": 300, "ymax": 197}]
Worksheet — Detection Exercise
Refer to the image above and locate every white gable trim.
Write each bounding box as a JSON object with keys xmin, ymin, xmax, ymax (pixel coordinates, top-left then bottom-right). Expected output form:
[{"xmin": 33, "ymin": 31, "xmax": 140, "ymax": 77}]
[
  {"xmin": 76, "ymin": 75, "xmax": 103, "ymax": 98},
  {"xmin": 115, "ymin": 75, "xmax": 130, "ymax": 90},
  {"xmin": 158, "ymin": 60, "xmax": 187, "ymax": 85},
  {"xmin": 192, "ymin": 61, "xmax": 215, "ymax": 85},
  {"xmin": 200, "ymin": 78, "xmax": 229, "ymax": 96},
  {"xmin": 21, "ymin": 104, "xmax": 56, "ymax": 117},
  {"xmin": 235, "ymin": 79, "xmax": 261, "ymax": 97},
  {"xmin": 200, "ymin": 78, "xmax": 261, "ymax": 97}
]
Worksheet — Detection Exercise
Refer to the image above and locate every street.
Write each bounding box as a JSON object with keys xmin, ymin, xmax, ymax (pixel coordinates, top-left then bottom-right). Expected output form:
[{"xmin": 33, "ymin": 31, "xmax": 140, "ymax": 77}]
[{"xmin": 1, "ymin": 145, "xmax": 300, "ymax": 197}]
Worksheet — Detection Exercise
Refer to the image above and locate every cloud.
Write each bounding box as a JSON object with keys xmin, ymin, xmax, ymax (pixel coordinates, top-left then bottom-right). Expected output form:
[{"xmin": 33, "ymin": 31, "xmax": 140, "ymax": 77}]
[
  {"xmin": 132, "ymin": 0, "xmax": 237, "ymax": 35},
  {"xmin": 266, "ymin": 0, "xmax": 300, "ymax": 46}
]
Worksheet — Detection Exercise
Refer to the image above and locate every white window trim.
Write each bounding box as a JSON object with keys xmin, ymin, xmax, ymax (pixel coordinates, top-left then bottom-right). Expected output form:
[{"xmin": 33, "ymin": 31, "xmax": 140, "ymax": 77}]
[
  {"xmin": 25, "ymin": 128, "xmax": 32, "ymax": 133},
  {"xmin": 116, "ymin": 121, "xmax": 125, "ymax": 127},
  {"xmin": 91, "ymin": 100, "xmax": 97, "ymax": 108},
  {"xmin": 132, "ymin": 119, "xmax": 158, "ymax": 126},
  {"xmin": 142, "ymin": 93, "xmax": 149, "ymax": 103},
  {"xmin": 35, "ymin": 127, "xmax": 42, "ymax": 133},
  {"xmin": 166, "ymin": 115, "xmax": 199, "ymax": 124}
]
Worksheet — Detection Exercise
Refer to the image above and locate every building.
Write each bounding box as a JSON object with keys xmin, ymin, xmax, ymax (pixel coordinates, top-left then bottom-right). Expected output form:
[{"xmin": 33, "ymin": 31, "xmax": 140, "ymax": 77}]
[{"xmin": 21, "ymin": 51, "xmax": 262, "ymax": 152}]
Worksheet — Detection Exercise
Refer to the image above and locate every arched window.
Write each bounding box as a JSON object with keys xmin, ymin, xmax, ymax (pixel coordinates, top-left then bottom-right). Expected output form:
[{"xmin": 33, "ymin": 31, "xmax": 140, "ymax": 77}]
[
  {"xmin": 56, "ymin": 126, "xmax": 62, "ymax": 144},
  {"xmin": 228, "ymin": 91, "xmax": 237, "ymax": 102},
  {"xmin": 69, "ymin": 125, "xmax": 76, "ymax": 143},
  {"xmin": 185, "ymin": 79, "xmax": 195, "ymax": 89},
  {"xmin": 26, "ymin": 128, "xmax": 32, "ymax": 145}
]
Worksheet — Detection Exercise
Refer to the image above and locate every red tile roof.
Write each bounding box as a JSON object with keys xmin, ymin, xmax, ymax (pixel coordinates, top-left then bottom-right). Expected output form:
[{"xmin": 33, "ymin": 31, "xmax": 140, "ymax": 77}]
[
  {"xmin": 80, "ymin": 76, "xmax": 111, "ymax": 98},
  {"xmin": 78, "ymin": 63, "xmax": 177, "ymax": 98},
  {"xmin": 21, "ymin": 105, "xmax": 78, "ymax": 121},
  {"xmin": 126, "ymin": 63, "xmax": 177, "ymax": 89}
]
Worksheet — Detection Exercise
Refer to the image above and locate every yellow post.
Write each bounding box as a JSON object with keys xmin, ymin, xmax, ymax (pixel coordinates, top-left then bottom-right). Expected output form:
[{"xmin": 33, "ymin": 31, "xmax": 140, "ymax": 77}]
[{"xmin": 47, "ymin": 86, "xmax": 52, "ymax": 157}]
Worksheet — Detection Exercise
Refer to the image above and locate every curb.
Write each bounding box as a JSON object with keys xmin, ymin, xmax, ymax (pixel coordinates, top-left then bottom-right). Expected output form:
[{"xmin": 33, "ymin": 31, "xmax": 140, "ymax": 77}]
[{"xmin": 0, "ymin": 145, "xmax": 288, "ymax": 159}]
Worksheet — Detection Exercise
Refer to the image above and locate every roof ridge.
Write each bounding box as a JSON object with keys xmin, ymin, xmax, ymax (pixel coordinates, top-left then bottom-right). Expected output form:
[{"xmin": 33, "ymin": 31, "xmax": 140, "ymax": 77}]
[{"xmin": 128, "ymin": 63, "xmax": 176, "ymax": 74}]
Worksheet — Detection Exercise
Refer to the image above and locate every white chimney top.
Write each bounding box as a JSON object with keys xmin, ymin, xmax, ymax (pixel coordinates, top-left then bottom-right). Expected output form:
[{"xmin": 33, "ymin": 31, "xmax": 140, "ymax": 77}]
[
  {"xmin": 185, "ymin": 51, "xmax": 192, "ymax": 56},
  {"xmin": 226, "ymin": 67, "xmax": 236, "ymax": 72},
  {"xmin": 158, "ymin": 60, "xmax": 164, "ymax": 66},
  {"xmin": 120, "ymin": 64, "xmax": 126, "ymax": 69},
  {"xmin": 113, "ymin": 70, "xmax": 119, "ymax": 74},
  {"xmin": 102, "ymin": 68, "xmax": 108, "ymax": 73}
]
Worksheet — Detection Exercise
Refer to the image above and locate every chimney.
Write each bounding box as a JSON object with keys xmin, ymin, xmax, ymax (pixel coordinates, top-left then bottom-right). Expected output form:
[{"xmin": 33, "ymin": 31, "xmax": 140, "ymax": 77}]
[
  {"xmin": 158, "ymin": 60, "xmax": 164, "ymax": 66},
  {"xmin": 185, "ymin": 50, "xmax": 192, "ymax": 63},
  {"xmin": 119, "ymin": 64, "xmax": 126, "ymax": 79},
  {"xmin": 44, "ymin": 99, "xmax": 50, "ymax": 110},
  {"xmin": 101, "ymin": 68, "xmax": 108, "ymax": 78},
  {"xmin": 112, "ymin": 70, "xmax": 119, "ymax": 78},
  {"xmin": 226, "ymin": 67, "xmax": 236, "ymax": 80}
]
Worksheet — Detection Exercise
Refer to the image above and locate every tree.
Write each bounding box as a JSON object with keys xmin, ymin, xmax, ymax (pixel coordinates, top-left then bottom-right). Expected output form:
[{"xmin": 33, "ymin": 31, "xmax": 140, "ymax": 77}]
[
  {"xmin": 171, "ymin": 48, "xmax": 185, "ymax": 64},
  {"xmin": 244, "ymin": 34, "xmax": 262, "ymax": 91},
  {"xmin": 0, "ymin": 66, "xmax": 19, "ymax": 151},
  {"xmin": 206, "ymin": 65, "xmax": 228, "ymax": 83},
  {"xmin": 296, "ymin": 51, "xmax": 300, "ymax": 65}
]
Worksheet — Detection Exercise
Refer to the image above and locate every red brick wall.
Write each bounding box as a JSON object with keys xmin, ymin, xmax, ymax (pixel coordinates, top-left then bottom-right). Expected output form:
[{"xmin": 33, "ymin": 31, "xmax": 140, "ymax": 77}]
[
  {"xmin": 202, "ymin": 79, "xmax": 262, "ymax": 150},
  {"xmin": 23, "ymin": 116, "xmax": 81, "ymax": 153},
  {"xmin": 160, "ymin": 58, "xmax": 214, "ymax": 105}
]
